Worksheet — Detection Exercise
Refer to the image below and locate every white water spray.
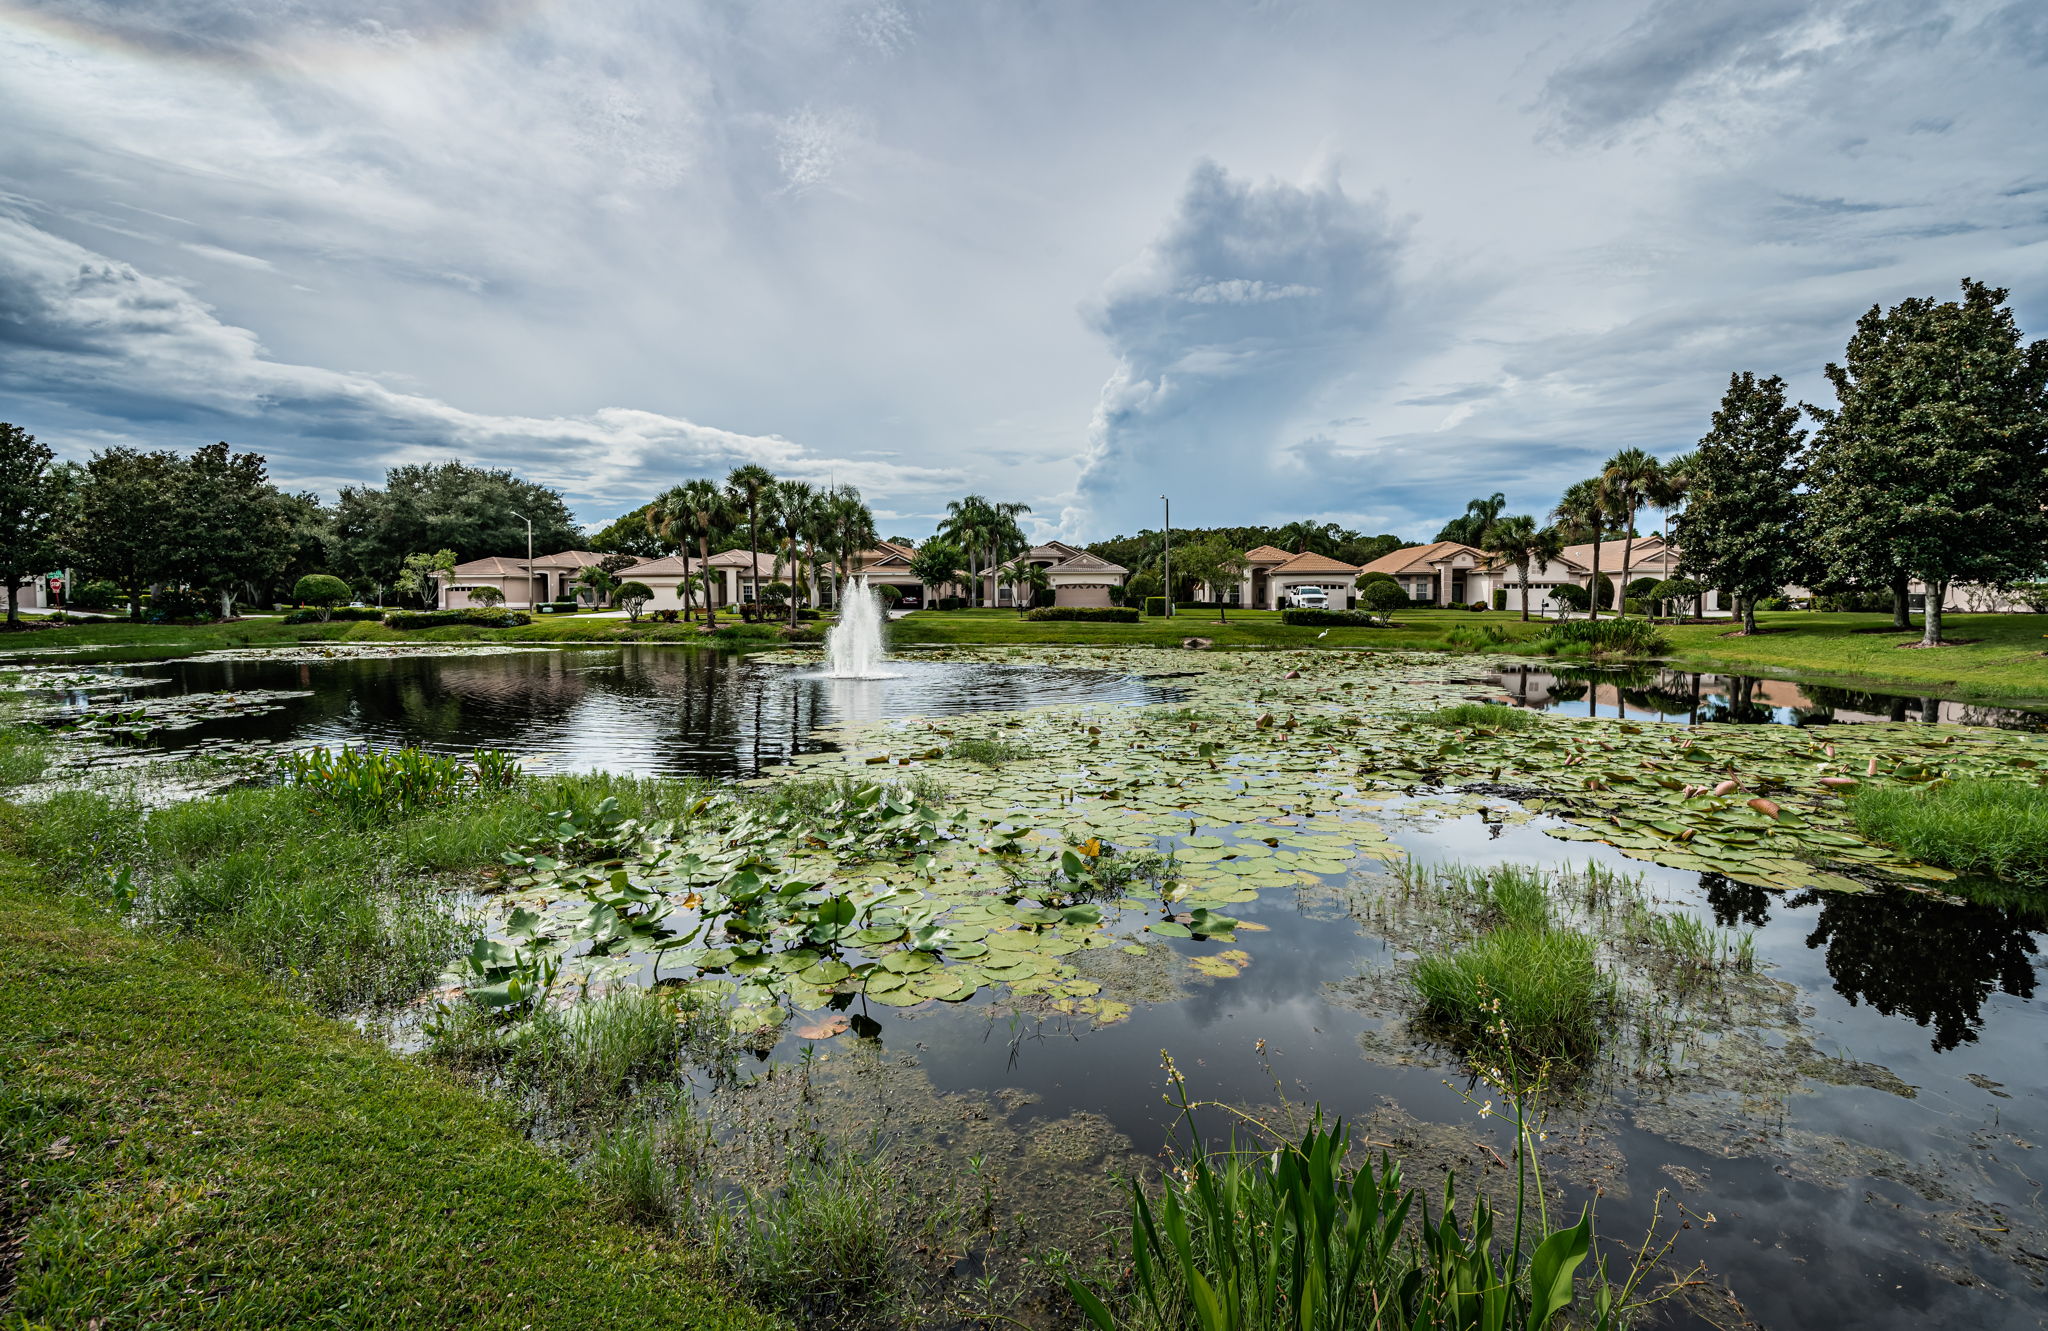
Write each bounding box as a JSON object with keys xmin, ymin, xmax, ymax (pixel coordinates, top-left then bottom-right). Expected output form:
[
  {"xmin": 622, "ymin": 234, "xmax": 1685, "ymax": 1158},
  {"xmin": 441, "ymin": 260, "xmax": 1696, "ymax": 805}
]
[{"xmin": 824, "ymin": 575, "xmax": 895, "ymax": 678}]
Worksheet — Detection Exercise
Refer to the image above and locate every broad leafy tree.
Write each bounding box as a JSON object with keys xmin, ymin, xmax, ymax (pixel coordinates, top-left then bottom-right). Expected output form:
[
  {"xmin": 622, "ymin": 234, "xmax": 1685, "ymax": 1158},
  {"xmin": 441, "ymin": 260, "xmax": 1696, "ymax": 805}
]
[
  {"xmin": 589, "ymin": 502, "xmax": 666, "ymax": 559},
  {"xmin": 170, "ymin": 443, "xmax": 294, "ymax": 618},
  {"xmin": 0, "ymin": 424, "xmax": 63, "ymax": 625},
  {"xmin": 292, "ymin": 573, "xmax": 352, "ymax": 621},
  {"xmin": 69, "ymin": 447, "xmax": 181, "ymax": 621},
  {"xmin": 908, "ymin": 540, "xmax": 965, "ymax": 599},
  {"xmin": 1805, "ymin": 279, "xmax": 2048, "ymax": 645},
  {"xmin": 1676, "ymin": 372, "xmax": 1808, "ymax": 635},
  {"xmin": 395, "ymin": 549, "xmax": 459, "ymax": 608},
  {"xmin": 334, "ymin": 463, "xmax": 577, "ymax": 586}
]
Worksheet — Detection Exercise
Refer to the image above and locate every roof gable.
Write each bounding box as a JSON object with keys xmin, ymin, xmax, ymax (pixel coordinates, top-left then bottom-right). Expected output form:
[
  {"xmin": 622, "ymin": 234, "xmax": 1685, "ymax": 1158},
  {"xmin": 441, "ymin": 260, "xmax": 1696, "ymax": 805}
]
[
  {"xmin": 1242, "ymin": 545, "xmax": 1292, "ymax": 563},
  {"xmin": 1273, "ymin": 551, "xmax": 1361, "ymax": 575}
]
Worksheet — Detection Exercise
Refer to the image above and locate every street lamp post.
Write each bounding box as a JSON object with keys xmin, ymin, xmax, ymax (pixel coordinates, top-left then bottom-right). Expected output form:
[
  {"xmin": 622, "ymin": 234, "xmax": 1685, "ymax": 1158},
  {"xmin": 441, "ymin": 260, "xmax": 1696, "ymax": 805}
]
[
  {"xmin": 1161, "ymin": 495, "xmax": 1172, "ymax": 619},
  {"xmin": 510, "ymin": 511, "xmax": 534, "ymax": 609}
]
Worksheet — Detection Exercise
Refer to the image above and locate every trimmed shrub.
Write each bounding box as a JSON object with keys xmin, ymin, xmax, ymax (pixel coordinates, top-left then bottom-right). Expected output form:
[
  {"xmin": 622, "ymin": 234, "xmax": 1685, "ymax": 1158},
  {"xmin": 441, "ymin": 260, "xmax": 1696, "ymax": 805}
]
[
  {"xmin": 875, "ymin": 584, "xmax": 903, "ymax": 606},
  {"xmin": 1755, "ymin": 595, "xmax": 1788, "ymax": 612},
  {"xmin": 1359, "ymin": 581, "xmax": 1407, "ymax": 614},
  {"xmin": 937, "ymin": 596, "xmax": 967, "ymax": 611},
  {"xmin": 1492, "ymin": 588, "xmax": 1506, "ymax": 611},
  {"xmin": 1623, "ymin": 598, "xmax": 1645, "ymax": 616},
  {"xmin": 1467, "ymin": 600, "xmax": 1487, "ymax": 612},
  {"xmin": 1144, "ymin": 596, "xmax": 1167, "ymax": 617},
  {"xmin": 294, "ymin": 573, "xmax": 352, "ymax": 613},
  {"xmin": 1548, "ymin": 582, "xmax": 1590, "ymax": 612},
  {"xmin": 534, "ymin": 600, "xmax": 580, "ymax": 614},
  {"xmin": 69, "ymin": 579, "xmax": 121, "ymax": 610},
  {"xmin": 149, "ymin": 588, "xmax": 214, "ymax": 622},
  {"xmin": 383, "ymin": 609, "xmax": 532, "ymax": 630},
  {"xmin": 1021, "ymin": 606, "xmax": 1139, "ymax": 623},
  {"xmin": 1281, "ymin": 608, "xmax": 1380, "ymax": 627}
]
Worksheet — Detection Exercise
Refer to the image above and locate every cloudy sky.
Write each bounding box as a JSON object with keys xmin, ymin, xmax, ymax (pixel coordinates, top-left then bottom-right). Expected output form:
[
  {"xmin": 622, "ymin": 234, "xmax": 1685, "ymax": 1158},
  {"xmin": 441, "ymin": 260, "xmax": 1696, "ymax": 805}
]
[{"xmin": 2, "ymin": 0, "xmax": 2043, "ymax": 542}]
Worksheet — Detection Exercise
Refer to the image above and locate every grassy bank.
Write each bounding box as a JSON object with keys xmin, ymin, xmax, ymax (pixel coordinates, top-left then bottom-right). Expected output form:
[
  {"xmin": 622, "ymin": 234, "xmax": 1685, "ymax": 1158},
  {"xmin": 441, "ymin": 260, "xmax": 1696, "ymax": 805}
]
[
  {"xmin": 1660, "ymin": 612, "xmax": 2048, "ymax": 703},
  {"xmin": 889, "ymin": 606, "xmax": 1539, "ymax": 650},
  {"xmin": 0, "ymin": 848, "xmax": 777, "ymax": 1330}
]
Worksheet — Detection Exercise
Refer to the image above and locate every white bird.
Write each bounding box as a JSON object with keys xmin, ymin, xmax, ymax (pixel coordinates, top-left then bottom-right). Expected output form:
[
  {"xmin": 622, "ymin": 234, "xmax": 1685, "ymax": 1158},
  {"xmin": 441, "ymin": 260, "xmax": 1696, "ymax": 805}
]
[{"xmin": 1317, "ymin": 629, "xmax": 1330, "ymax": 639}]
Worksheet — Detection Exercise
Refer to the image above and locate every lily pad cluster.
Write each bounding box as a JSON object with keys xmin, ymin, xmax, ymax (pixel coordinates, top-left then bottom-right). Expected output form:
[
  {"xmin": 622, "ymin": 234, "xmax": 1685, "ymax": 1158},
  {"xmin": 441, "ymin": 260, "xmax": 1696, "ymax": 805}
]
[{"xmin": 446, "ymin": 647, "xmax": 2048, "ymax": 1034}]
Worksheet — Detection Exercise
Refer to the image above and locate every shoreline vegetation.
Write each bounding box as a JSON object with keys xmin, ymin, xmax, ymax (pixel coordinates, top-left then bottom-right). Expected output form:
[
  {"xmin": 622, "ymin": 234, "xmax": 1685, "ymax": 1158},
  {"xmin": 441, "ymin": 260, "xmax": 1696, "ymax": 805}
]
[{"xmin": 5, "ymin": 605, "xmax": 2047, "ymax": 705}]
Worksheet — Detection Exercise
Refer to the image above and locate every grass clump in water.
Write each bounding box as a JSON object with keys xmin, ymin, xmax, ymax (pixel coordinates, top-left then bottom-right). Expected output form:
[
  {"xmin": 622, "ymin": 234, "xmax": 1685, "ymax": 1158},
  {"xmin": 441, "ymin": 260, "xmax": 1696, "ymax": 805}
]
[
  {"xmin": 947, "ymin": 735, "xmax": 1032, "ymax": 766},
  {"xmin": 1421, "ymin": 701, "xmax": 1538, "ymax": 731},
  {"xmin": 1413, "ymin": 927, "xmax": 1611, "ymax": 1071},
  {"xmin": 722, "ymin": 1148, "xmax": 899, "ymax": 1329},
  {"xmin": 1849, "ymin": 778, "xmax": 2048, "ymax": 889}
]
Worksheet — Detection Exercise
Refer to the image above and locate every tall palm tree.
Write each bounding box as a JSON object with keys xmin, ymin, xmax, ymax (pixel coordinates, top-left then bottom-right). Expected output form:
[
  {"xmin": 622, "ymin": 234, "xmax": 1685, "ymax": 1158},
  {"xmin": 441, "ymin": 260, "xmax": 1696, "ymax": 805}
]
[
  {"xmin": 725, "ymin": 464, "xmax": 778, "ymax": 619},
  {"xmin": 824, "ymin": 485, "xmax": 877, "ymax": 594},
  {"xmin": 1484, "ymin": 515, "xmax": 1563, "ymax": 622},
  {"xmin": 645, "ymin": 487, "xmax": 699, "ymax": 621},
  {"xmin": 938, "ymin": 496, "xmax": 995, "ymax": 607},
  {"xmin": 1654, "ymin": 453, "xmax": 1697, "ymax": 617},
  {"xmin": 1552, "ymin": 478, "xmax": 1610, "ymax": 620},
  {"xmin": 1460, "ymin": 492, "xmax": 1509, "ymax": 549},
  {"xmin": 1602, "ymin": 448, "xmax": 1663, "ymax": 613},
  {"xmin": 674, "ymin": 478, "xmax": 729, "ymax": 625},
  {"xmin": 768, "ymin": 479, "xmax": 823, "ymax": 623}
]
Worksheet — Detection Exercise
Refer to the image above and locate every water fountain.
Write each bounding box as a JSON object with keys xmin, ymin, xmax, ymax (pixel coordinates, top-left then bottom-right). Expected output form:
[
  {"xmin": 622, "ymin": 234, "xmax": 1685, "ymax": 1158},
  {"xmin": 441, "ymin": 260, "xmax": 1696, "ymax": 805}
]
[{"xmin": 824, "ymin": 575, "xmax": 897, "ymax": 679}]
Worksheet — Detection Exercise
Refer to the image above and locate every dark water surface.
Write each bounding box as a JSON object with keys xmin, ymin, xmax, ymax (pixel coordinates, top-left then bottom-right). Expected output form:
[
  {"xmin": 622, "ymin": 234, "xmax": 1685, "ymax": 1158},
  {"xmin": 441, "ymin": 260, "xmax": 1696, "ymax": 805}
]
[
  {"xmin": 38, "ymin": 646, "xmax": 1180, "ymax": 778},
  {"xmin": 1493, "ymin": 663, "xmax": 2048, "ymax": 730}
]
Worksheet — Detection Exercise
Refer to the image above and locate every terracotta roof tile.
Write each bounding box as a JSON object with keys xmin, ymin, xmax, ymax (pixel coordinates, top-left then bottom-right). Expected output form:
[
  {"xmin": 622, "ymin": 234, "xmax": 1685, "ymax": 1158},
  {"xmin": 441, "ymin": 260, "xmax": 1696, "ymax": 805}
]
[{"xmin": 1272, "ymin": 551, "xmax": 1361, "ymax": 575}]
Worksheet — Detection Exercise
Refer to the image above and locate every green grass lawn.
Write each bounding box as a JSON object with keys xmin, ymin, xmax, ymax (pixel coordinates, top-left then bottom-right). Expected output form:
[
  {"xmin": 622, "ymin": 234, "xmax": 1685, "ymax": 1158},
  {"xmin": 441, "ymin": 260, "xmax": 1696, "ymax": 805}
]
[
  {"xmin": 887, "ymin": 606, "xmax": 1536, "ymax": 650},
  {"xmin": 1660, "ymin": 612, "xmax": 2048, "ymax": 703},
  {"xmin": 0, "ymin": 846, "xmax": 779, "ymax": 1330}
]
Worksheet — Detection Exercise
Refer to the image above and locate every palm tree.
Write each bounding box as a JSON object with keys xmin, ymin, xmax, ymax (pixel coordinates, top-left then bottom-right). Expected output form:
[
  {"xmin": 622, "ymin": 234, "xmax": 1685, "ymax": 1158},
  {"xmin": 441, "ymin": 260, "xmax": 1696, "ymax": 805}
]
[
  {"xmin": 1654, "ymin": 453, "xmax": 1698, "ymax": 618},
  {"xmin": 938, "ymin": 496, "xmax": 995, "ymax": 607},
  {"xmin": 824, "ymin": 485, "xmax": 877, "ymax": 595},
  {"xmin": 1461, "ymin": 492, "xmax": 1509, "ymax": 549},
  {"xmin": 1552, "ymin": 478, "xmax": 1610, "ymax": 620},
  {"xmin": 725, "ymin": 464, "xmax": 778, "ymax": 620},
  {"xmin": 769, "ymin": 479, "xmax": 822, "ymax": 624},
  {"xmin": 574, "ymin": 565, "xmax": 619, "ymax": 607},
  {"xmin": 1602, "ymin": 448, "xmax": 1663, "ymax": 614},
  {"xmin": 1483, "ymin": 515, "xmax": 1562, "ymax": 622},
  {"xmin": 674, "ymin": 478, "xmax": 729, "ymax": 625},
  {"xmin": 645, "ymin": 487, "xmax": 699, "ymax": 621},
  {"xmin": 999, "ymin": 557, "xmax": 1050, "ymax": 612}
]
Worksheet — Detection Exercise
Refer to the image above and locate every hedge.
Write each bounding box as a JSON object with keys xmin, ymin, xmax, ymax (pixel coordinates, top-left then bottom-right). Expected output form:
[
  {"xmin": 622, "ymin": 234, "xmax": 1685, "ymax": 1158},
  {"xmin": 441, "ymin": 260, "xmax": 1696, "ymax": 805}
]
[
  {"xmin": 1280, "ymin": 608, "xmax": 1384, "ymax": 627},
  {"xmin": 383, "ymin": 609, "xmax": 532, "ymax": 630},
  {"xmin": 1144, "ymin": 597, "xmax": 1168, "ymax": 617},
  {"xmin": 534, "ymin": 601, "xmax": 581, "ymax": 614},
  {"xmin": 282, "ymin": 606, "xmax": 386, "ymax": 624},
  {"xmin": 1021, "ymin": 606, "xmax": 1140, "ymax": 623},
  {"xmin": 936, "ymin": 596, "xmax": 968, "ymax": 611}
]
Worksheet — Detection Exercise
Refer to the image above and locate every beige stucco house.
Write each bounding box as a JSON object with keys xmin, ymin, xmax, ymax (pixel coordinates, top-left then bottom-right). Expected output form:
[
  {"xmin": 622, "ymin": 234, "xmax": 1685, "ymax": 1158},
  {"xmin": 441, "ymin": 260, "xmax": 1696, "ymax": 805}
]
[{"xmin": 980, "ymin": 542, "xmax": 1129, "ymax": 608}]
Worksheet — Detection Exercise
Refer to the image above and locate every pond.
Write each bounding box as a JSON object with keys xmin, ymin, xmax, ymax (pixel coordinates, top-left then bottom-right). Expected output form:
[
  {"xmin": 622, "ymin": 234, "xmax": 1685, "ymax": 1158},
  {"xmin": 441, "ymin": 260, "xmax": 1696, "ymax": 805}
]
[
  {"xmin": 1492, "ymin": 662, "xmax": 2048, "ymax": 730},
  {"xmin": 2, "ymin": 644, "xmax": 1180, "ymax": 779},
  {"xmin": 10, "ymin": 641, "xmax": 2047, "ymax": 1329}
]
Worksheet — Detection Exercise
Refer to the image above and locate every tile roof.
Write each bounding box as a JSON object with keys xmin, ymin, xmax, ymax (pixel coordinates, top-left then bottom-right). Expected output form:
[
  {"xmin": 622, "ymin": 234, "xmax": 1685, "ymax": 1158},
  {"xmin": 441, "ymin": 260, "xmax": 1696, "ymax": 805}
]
[
  {"xmin": 529, "ymin": 550, "xmax": 611, "ymax": 569},
  {"xmin": 1242, "ymin": 545, "xmax": 1293, "ymax": 563},
  {"xmin": 1553, "ymin": 537, "xmax": 1678, "ymax": 575},
  {"xmin": 446, "ymin": 556, "xmax": 541, "ymax": 577},
  {"xmin": 619, "ymin": 555, "xmax": 693, "ymax": 576},
  {"xmin": 1353, "ymin": 541, "xmax": 1488, "ymax": 576},
  {"xmin": 1272, "ymin": 551, "xmax": 1361, "ymax": 575}
]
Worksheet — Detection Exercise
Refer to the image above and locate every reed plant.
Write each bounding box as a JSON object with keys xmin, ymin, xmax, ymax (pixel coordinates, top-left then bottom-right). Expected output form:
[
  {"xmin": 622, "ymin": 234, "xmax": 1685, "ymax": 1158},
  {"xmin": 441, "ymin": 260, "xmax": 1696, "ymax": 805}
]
[
  {"xmin": 1849, "ymin": 778, "xmax": 2048, "ymax": 889},
  {"xmin": 1066, "ymin": 1058, "xmax": 1696, "ymax": 1331}
]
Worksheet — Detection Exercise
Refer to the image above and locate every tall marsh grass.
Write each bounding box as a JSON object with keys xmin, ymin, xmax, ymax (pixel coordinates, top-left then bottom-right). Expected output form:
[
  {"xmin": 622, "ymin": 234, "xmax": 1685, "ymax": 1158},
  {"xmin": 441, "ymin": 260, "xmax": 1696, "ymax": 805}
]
[
  {"xmin": 1849, "ymin": 778, "xmax": 2048, "ymax": 889},
  {"xmin": 1529, "ymin": 618, "xmax": 1670, "ymax": 658},
  {"xmin": 1412, "ymin": 928, "xmax": 1612, "ymax": 1069}
]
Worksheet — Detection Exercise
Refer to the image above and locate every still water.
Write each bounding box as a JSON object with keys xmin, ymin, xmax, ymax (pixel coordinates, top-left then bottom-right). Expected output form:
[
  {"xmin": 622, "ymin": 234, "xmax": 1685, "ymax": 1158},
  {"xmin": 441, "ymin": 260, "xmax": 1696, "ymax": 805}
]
[
  {"xmin": 1492, "ymin": 663, "xmax": 2048, "ymax": 730},
  {"xmin": 33, "ymin": 646, "xmax": 1180, "ymax": 778}
]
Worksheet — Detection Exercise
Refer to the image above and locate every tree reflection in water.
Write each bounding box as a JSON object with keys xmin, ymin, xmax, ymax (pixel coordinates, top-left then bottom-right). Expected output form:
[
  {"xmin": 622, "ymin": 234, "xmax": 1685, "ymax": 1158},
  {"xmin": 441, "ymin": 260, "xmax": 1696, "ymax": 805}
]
[
  {"xmin": 1790, "ymin": 888, "xmax": 2041, "ymax": 1051},
  {"xmin": 1702, "ymin": 873, "xmax": 1772, "ymax": 929}
]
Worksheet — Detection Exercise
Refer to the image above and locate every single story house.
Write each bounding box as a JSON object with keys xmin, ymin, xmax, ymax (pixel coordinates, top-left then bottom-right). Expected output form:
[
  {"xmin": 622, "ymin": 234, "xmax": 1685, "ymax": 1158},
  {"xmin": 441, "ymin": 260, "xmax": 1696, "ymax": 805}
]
[
  {"xmin": 437, "ymin": 550, "xmax": 616, "ymax": 609},
  {"xmin": 980, "ymin": 542, "xmax": 1129, "ymax": 608},
  {"xmin": 1356, "ymin": 535, "xmax": 1725, "ymax": 614}
]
